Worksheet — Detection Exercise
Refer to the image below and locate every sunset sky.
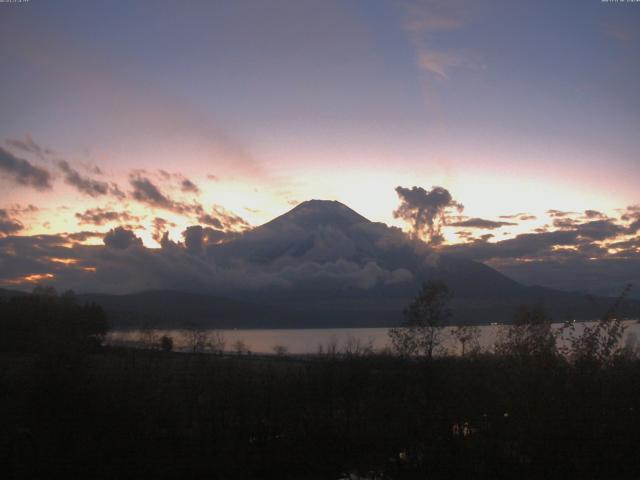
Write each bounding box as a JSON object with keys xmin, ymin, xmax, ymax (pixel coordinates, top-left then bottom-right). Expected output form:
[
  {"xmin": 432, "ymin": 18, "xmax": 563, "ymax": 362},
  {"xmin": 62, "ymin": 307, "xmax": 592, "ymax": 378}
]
[{"xmin": 1, "ymin": 0, "xmax": 639, "ymax": 296}]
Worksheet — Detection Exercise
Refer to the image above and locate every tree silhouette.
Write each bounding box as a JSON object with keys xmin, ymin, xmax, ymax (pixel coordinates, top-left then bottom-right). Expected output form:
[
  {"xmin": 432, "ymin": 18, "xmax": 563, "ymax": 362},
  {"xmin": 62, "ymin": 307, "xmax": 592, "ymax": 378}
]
[
  {"xmin": 389, "ymin": 280, "xmax": 451, "ymax": 358},
  {"xmin": 0, "ymin": 286, "xmax": 108, "ymax": 355}
]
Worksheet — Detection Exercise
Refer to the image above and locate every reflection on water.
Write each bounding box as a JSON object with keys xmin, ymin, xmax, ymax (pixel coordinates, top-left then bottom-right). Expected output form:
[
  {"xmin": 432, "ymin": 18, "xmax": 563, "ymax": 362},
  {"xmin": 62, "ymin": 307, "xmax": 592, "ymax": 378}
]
[{"xmin": 107, "ymin": 320, "xmax": 640, "ymax": 355}]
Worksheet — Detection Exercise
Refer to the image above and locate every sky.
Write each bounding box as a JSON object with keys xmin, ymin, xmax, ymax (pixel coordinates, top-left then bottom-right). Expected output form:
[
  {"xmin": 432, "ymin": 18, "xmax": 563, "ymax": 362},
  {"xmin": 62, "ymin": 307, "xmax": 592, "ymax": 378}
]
[{"xmin": 0, "ymin": 0, "xmax": 639, "ymax": 296}]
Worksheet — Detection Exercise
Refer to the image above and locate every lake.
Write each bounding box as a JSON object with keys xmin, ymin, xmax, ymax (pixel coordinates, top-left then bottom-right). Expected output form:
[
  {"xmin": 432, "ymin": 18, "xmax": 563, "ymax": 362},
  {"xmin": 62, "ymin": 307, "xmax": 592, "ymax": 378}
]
[{"xmin": 107, "ymin": 320, "xmax": 640, "ymax": 355}]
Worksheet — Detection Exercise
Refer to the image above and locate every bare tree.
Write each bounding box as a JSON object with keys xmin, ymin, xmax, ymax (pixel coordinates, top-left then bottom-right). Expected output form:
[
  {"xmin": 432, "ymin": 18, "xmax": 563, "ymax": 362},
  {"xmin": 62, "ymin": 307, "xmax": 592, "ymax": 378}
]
[
  {"xmin": 233, "ymin": 339, "xmax": 248, "ymax": 355},
  {"xmin": 160, "ymin": 335, "xmax": 174, "ymax": 353},
  {"xmin": 272, "ymin": 344, "xmax": 288, "ymax": 356},
  {"xmin": 184, "ymin": 323, "xmax": 210, "ymax": 353},
  {"xmin": 495, "ymin": 304, "xmax": 557, "ymax": 358},
  {"xmin": 451, "ymin": 325, "xmax": 481, "ymax": 356},
  {"xmin": 138, "ymin": 326, "xmax": 160, "ymax": 350},
  {"xmin": 209, "ymin": 330, "xmax": 226, "ymax": 355},
  {"xmin": 563, "ymin": 284, "xmax": 631, "ymax": 365},
  {"xmin": 343, "ymin": 335, "xmax": 374, "ymax": 357},
  {"xmin": 389, "ymin": 281, "xmax": 451, "ymax": 358}
]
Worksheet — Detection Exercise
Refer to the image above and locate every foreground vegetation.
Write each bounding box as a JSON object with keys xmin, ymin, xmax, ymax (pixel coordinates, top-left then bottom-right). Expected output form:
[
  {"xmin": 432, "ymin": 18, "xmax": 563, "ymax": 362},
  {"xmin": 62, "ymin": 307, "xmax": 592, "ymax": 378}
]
[{"xmin": 2, "ymin": 287, "xmax": 640, "ymax": 479}]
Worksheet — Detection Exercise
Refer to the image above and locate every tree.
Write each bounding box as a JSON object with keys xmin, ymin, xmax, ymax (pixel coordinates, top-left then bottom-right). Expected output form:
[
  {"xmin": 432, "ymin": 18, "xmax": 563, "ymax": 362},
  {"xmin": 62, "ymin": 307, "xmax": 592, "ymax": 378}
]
[
  {"xmin": 160, "ymin": 335, "xmax": 174, "ymax": 352},
  {"xmin": 272, "ymin": 344, "xmax": 288, "ymax": 356},
  {"xmin": 0, "ymin": 287, "xmax": 108, "ymax": 355},
  {"xmin": 563, "ymin": 284, "xmax": 631, "ymax": 365},
  {"xmin": 494, "ymin": 304, "xmax": 557, "ymax": 358},
  {"xmin": 183, "ymin": 323, "xmax": 209, "ymax": 353},
  {"xmin": 451, "ymin": 325, "xmax": 481, "ymax": 356},
  {"xmin": 233, "ymin": 339, "xmax": 248, "ymax": 355},
  {"xmin": 389, "ymin": 280, "xmax": 451, "ymax": 358}
]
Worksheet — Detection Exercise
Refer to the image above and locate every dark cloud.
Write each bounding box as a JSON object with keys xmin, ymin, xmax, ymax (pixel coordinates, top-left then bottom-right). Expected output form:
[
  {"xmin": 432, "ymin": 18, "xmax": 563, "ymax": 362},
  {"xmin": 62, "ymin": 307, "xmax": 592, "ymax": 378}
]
[
  {"xmin": 499, "ymin": 213, "xmax": 537, "ymax": 221},
  {"xmin": 160, "ymin": 231, "xmax": 178, "ymax": 249},
  {"xmin": 180, "ymin": 178, "xmax": 200, "ymax": 193},
  {"xmin": 0, "ymin": 209, "xmax": 24, "ymax": 235},
  {"xmin": 198, "ymin": 205, "xmax": 249, "ymax": 231},
  {"xmin": 130, "ymin": 174, "xmax": 174, "ymax": 208},
  {"xmin": 393, "ymin": 185, "xmax": 463, "ymax": 244},
  {"xmin": 442, "ymin": 211, "xmax": 639, "ymax": 297},
  {"xmin": 182, "ymin": 225, "xmax": 242, "ymax": 255},
  {"xmin": 573, "ymin": 219, "xmax": 627, "ymax": 240},
  {"xmin": 152, "ymin": 217, "xmax": 176, "ymax": 242},
  {"xmin": 196, "ymin": 215, "xmax": 222, "ymax": 229},
  {"xmin": 0, "ymin": 213, "xmax": 418, "ymax": 294},
  {"xmin": 0, "ymin": 147, "xmax": 52, "ymax": 190},
  {"xmin": 129, "ymin": 174, "xmax": 199, "ymax": 214},
  {"xmin": 103, "ymin": 227, "xmax": 143, "ymax": 250},
  {"xmin": 621, "ymin": 205, "xmax": 640, "ymax": 234},
  {"xmin": 5, "ymin": 135, "xmax": 52, "ymax": 157},
  {"xmin": 585, "ymin": 209, "xmax": 605, "ymax": 219},
  {"xmin": 0, "ymin": 198, "xmax": 636, "ymax": 299},
  {"xmin": 547, "ymin": 209, "xmax": 576, "ymax": 218},
  {"xmin": 65, "ymin": 231, "xmax": 105, "ymax": 243},
  {"xmin": 156, "ymin": 170, "xmax": 200, "ymax": 194},
  {"xmin": 621, "ymin": 205, "xmax": 640, "ymax": 221},
  {"xmin": 57, "ymin": 160, "xmax": 123, "ymax": 197},
  {"xmin": 182, "ymin": 226, "xmax": 207, "ymax": 255},
  {"xmin": 449, "ymin": 218, "xmax": 517, "ymax": 230},
  {"xmin": 553, "ymin": 217, "xmax": 579, "ymax": 229},
  {"xmin": 75, "ymin": 208, "xmax": 140, "ymax": 226}
]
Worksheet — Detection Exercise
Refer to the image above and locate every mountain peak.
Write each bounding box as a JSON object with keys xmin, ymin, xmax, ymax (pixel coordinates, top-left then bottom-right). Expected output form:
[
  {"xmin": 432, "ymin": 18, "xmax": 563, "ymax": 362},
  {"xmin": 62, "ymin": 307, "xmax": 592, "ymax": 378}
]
[{"xmin": 264, "ymin": 199, "xmax": 370, "ymax": 230}]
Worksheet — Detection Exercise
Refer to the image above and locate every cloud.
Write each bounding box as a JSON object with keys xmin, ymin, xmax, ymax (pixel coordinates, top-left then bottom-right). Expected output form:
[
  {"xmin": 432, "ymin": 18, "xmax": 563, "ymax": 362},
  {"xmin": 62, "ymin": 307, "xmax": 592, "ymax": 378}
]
[
  {"xmin": 129, "ymin": 174, "xmax": 173, "ymax": 208},
  {"xmin": 151, "ymin": 217, "xmax": 176, "ymax": 243},
  {"xmin": 442, "ymin": 209, "xmax": 640, "ymax": 297},
  {"xmin": 182, "ymin": 226, "xmax": 207, "ymax": 255},
  {"xmin": 103, "ymin": 227, "xmax": 143, "ymax": 250},
  {"xmin": 65, "ymin": 231, "xmax": 105, "ymax": 243},
  {"xmin": 401, "ymin": 1, "xmax": 477, "ymax": 79},
  {"xmin": 585, "ymin": 209, "xmax": 606, "ymax": 219},
  {"xmin": 5, "ymin": 135, "xmax": 53, "ymax": 158},
  {"xmin": 449, "ymin": 217, "xmax": 517, "ymax": 230},
  {"xmin": 403, "ymin": 1, "xmax": 466, "ymax": 33},
  {"xmin": 75, "ymin": 207, "xmax": 140, "ymax": 226},
  {"xmin": 0, "ymin": 147, "xmax": 52, "ymax": 190},
  {"xmin": 573, "ymin": 219, "xmax": 627, "ymax": 241},
  {"xmin": 0, "ymin": 209, "xmax": 24, "ymax": 235},
  {"xmin": 416, "ymin": 49, "xmax": 469, "ymax": 78},
  {"xmin": 547, "ymin": 209, "xmax": 576, "ymax": 218},
  {"xmin": 393, "ymin": 185, "xmax": 463, "ymax": 244},
  {"xmin": 129, "ymin": 174, "xmax": 198, "ymax": 214},
  {"xmin": 500, "ymin": 213, "xmax": 537, "ymax": 221},
  {"xmin": 57, "ymin": 160, "xmax": 123, "ymax": 197},
  {"xmin": 198, "ymin": 205, "xmax": 250, "ymax": 231},
  {"xmin": 182, "ymin": 225, "xmax": 242, "ymax": 255},
  {"xmin": 180, "ymin": 178, "xmax": 200, "ymax": 194}
]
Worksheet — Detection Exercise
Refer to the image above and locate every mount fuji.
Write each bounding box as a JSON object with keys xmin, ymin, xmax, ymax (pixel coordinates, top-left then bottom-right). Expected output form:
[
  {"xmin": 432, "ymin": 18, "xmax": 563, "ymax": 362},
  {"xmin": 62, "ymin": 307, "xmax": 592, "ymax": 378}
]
[{"xmin": 72, "ymin": 200, "xmax": 637, "ymax": 328}]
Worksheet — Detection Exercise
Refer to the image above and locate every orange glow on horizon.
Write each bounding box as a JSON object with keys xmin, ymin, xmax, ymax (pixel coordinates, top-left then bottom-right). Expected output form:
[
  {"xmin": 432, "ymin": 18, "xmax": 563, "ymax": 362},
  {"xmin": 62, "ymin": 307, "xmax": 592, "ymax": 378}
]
[{"xmin": 1, "ymin": 273, "xmax": 55, "ymax": 286}]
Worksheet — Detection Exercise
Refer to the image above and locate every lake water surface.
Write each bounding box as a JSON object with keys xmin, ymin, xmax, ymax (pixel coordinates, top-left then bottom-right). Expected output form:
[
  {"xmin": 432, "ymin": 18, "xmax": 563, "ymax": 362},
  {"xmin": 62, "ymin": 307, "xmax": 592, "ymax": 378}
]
[{"xmin": 107, "ymin": 320, "xmax": 640, "ymax": 355}]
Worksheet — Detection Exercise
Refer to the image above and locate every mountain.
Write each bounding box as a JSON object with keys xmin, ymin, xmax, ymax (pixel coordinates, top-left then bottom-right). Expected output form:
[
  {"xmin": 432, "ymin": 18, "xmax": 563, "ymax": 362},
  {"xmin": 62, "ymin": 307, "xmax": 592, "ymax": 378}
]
[
  {"xmin": 3, "ymin": 201, "xmax": 637, "ymax": 327},
  {"xmin": 201, "ymin": 200, "xmax": 638, "ymax": 326}
]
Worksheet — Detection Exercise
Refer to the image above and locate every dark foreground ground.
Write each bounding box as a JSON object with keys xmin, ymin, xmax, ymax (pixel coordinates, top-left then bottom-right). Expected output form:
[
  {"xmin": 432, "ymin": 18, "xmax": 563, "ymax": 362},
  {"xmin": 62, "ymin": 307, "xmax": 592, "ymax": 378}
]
[{"xmin": 2, "ymin": 348, "xmax": 640, "ymax": 480}]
